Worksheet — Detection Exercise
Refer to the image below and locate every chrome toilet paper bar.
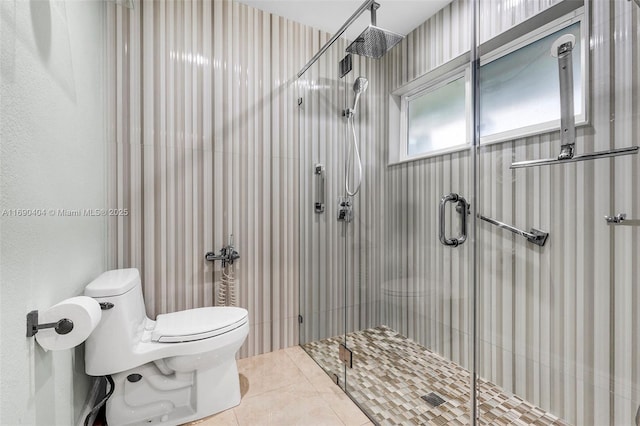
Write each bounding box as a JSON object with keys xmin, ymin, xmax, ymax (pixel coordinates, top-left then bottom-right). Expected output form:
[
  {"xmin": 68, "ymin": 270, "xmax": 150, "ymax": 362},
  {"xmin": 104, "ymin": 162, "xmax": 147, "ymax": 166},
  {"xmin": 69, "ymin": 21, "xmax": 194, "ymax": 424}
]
[{"xmin": 26, "ymin": 310, "xmax": 74, "ymax": 337}]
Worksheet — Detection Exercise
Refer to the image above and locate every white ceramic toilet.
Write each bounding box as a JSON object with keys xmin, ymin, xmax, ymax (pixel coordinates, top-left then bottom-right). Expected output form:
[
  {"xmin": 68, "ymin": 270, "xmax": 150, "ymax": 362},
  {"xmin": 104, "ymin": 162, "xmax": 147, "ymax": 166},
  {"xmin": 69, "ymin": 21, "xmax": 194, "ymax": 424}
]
[{"xmin": 84, "ymin": 268, "xmax": 249, "ymax": 426}]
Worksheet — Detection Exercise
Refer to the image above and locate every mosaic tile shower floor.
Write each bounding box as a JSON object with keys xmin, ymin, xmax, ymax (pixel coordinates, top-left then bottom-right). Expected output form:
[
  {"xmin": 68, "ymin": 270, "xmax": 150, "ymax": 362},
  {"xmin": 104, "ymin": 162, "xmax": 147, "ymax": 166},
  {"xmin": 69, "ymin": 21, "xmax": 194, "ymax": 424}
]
[{"xmin": 302, "ymin": 326, "xmax": 568, "ymax": 426}]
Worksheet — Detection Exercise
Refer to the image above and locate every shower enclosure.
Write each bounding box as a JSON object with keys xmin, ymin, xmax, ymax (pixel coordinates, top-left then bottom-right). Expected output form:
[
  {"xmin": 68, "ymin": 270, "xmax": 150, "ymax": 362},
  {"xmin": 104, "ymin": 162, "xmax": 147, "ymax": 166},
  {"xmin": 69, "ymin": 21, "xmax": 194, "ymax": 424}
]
[{"xmin": 298, "ymin": 0, "xmax": 640, "ymax": 424}]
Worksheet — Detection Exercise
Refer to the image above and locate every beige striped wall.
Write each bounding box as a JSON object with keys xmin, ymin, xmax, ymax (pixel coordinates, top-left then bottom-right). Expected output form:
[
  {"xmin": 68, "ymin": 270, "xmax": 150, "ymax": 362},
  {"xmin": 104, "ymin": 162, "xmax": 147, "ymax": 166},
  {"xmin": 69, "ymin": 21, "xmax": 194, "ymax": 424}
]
[
  {"xmin": 106, "ymin": 0, "xmax": 325, "ymax": 358},
  {"xmin": 299, "ymin": 0, "xmax": 640, "ymax": 424}
]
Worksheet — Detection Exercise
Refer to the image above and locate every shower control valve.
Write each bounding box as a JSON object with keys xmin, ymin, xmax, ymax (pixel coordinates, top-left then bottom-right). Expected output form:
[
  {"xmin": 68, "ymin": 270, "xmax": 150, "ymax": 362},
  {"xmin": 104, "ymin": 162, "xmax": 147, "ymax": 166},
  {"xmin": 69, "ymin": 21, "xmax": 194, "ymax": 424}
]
[
  {"xmin": 337, "ymin": 196, "xmax": 353, "ymax": 223},
  {"xmin": 205, "ymin": 238, "xmax": 240, "ymax": 267},
  {"xmin": 342, "ymin": 108, "xmax": 354, "ymax": 118}
]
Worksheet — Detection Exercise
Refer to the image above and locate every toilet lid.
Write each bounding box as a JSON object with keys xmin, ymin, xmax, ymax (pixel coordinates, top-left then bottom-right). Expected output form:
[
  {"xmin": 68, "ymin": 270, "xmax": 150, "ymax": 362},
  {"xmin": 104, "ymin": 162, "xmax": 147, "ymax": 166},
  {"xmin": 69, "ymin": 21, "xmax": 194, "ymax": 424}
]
[{"xmin": 152, "ymin": 307, "xmax": 248, "ymax": 343}]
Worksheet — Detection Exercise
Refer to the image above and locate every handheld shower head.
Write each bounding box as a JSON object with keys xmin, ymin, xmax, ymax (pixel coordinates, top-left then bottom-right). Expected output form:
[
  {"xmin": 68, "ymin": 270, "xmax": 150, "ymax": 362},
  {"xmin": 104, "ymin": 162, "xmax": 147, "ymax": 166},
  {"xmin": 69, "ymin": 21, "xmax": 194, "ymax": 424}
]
[{"xmin": 352, "ymin": 77, "xmax": 369, "ymax": 112}]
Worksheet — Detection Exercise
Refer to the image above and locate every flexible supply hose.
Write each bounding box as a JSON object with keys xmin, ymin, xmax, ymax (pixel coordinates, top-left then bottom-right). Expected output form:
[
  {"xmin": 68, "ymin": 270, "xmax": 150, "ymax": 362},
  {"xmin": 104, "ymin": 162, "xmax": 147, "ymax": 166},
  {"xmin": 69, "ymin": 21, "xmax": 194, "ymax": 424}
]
[{"xmin": 345, "ymin": 114, "xmax": 362, "ymax": 196}]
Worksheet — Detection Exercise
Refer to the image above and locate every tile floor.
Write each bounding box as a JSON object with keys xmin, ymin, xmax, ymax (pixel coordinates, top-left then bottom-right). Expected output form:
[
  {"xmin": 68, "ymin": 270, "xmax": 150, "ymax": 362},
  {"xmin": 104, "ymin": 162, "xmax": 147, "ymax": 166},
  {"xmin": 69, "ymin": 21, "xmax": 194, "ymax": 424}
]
[
  {"xmin": 188, "ymin": 346, "xmax": 372, "ymax": 426},
  {"xmin": 303, "ymin": 326, "xmax": 567, "ymax": 426}
]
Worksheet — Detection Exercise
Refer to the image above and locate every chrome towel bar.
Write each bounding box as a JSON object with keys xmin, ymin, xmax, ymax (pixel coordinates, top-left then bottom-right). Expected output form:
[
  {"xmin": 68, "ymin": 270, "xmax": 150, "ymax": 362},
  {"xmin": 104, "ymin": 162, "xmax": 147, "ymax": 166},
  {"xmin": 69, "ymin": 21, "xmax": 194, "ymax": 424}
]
[
  {"xmin": 478, "ymin": 214, "xmax": 549, "ymax": 247},
  {"xmin": 605, "ymin": 213, "xmax": 640, "ymax": 226},
  {"xmin": 510, "ymin": 34, "xmax": 639, "ymax": 169}
]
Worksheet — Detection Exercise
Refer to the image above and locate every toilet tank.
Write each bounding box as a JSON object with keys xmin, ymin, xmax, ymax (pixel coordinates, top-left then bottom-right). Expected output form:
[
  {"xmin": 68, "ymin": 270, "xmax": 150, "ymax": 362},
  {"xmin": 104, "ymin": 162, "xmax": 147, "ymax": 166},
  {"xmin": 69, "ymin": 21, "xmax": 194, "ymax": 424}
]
[{"xmin": 84, "ymin": 269, "xmax": 149, "ymax": 376}]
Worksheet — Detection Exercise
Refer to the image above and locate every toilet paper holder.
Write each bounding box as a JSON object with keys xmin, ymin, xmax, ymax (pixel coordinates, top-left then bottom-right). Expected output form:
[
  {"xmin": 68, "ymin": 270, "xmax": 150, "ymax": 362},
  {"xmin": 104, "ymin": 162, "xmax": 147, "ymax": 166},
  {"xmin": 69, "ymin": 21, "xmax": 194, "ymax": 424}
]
[{"xmin": 26, "ymin": 310, "xmax": 74, "ymax": 337}]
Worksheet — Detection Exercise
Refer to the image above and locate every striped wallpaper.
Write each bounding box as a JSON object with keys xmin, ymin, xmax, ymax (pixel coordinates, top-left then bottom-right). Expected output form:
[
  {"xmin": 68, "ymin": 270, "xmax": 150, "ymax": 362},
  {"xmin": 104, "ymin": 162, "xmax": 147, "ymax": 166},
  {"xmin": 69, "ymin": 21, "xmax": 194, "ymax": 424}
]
[{"xmin": 106, "ymin": 0, "xmax": 322, "ymax": 358}]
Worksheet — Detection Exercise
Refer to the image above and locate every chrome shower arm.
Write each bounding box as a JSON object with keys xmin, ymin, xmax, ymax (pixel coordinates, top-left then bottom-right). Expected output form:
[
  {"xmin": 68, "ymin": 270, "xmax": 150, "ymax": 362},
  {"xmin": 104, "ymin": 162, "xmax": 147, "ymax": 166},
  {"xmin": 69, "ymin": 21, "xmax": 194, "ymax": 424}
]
[{"xmin": 297, "ymin": 0, "xmax": 380, "ymax": 78}]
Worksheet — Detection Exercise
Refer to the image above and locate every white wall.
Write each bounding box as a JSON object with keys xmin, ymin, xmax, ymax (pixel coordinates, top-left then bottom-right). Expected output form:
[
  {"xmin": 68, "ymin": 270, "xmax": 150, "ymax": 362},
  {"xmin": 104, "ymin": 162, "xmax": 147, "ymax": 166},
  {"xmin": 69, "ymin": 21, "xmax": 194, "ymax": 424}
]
[{"xmin": 0, "ymin": 0, "xmax": 107, "ymax": 424}]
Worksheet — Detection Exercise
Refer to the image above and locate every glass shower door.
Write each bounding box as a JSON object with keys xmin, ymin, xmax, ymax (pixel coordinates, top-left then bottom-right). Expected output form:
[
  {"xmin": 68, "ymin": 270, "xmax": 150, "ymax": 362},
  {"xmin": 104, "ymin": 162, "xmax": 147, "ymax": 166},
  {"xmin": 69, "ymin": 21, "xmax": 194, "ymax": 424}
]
[
  {"xmin": 297, "ymin": 35, "xmax": 350, "ymax": 389},
  {"xmin": 345, "ymin": 151, "xmax": 476, "ymax": 423},
  {"xmin": 341, "ymin": 35, "xmax": 477, "ymax": 426},
  {"xmin": 476, "ymin": 0, "xmax": 640, "ymax": 424}
]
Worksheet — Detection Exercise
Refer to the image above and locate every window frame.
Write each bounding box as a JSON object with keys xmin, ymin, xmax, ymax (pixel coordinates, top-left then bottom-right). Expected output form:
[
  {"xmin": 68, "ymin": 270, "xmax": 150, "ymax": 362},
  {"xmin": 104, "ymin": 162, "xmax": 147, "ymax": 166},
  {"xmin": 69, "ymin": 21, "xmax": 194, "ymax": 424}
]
[
  {"xmin": 387, "ymin": 5, "xmax": 588, "ymax": 166},
  {"xmin": 478, "ymin": 7, "xmax": 588, "ymax": 145},
  {"xmin": 388, "ymin": 54, "xmax": 472, "ymax": 165}
]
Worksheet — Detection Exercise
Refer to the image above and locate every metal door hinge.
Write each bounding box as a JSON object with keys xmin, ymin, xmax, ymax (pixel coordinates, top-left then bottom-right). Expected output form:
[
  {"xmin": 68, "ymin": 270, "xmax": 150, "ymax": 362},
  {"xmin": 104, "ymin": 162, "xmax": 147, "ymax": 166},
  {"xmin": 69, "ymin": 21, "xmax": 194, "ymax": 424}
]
[
  {"xmin": 298, "ymin": 315, "xmax": 303, "ymax": 324},
  {"xmin": 339, "ymin": 343, "xmax": 353, "ymax": 368},
  {"xmin": 297, "ymin": 97, "xmax": 303, "ymax": 106}
]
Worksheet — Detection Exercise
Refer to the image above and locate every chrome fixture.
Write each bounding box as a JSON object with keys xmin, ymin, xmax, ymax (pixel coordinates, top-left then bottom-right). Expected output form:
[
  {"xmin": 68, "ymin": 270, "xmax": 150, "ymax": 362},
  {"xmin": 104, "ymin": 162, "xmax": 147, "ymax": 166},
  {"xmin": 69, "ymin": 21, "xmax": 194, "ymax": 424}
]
[
  {"xmin": 351, "ymin": 77, "xmax": 369, "ymax": 114},
  {"xmin": 337, "ymin": 196, "xmax": 353, "ymax": 222},
  {"xmin": 630, "ymin": 0, "xmax": 640, "ymax": 8},
  {"xmin": 345, "ymin": 3, "xmax": 404, "ymax": 59},
  {"xmin": 205, "ymin": 235, "xmax": 240, "ymax": 267},
  {"xmin": 339, "ymin": 54, "xmax": 353, "ymax": 78},
  {"xmin": 478, "ymin": 214, "xmax": 549, "ymax": 247},
  {"xmin": 344, "ymin": 77, "xmax": 368, "ymax": 196},
  {"xmin": 421, "ymin": 393, "xmax": 446, "ymax": 408},
  {"xmin": 511, "ymin": 34, "xmax": 639, "ymax": 169},
  {"xmin": 297, "ymin": 0, "xmax": 404, "ymax": 77},
  {"xmin": 605, "ymin": 213, "xmax": 640, "ymax": 226},
  {"xmin": 26, "ymin": 310, "xmax": 74, "ymax": 338},
  {"xmin": 511, "ymin": 146, "xmax": 639, "ymax": 168},
  {"xmin": 339, "ymin": 343, "xmax": 353, "ymax": 368},
  {"xmin": 314, "ymin": 163, "xmax": 325, "ymax": 213},
  {"xmin": 439, "ymin": 193, "xmax": 469, "ymax": 247}
]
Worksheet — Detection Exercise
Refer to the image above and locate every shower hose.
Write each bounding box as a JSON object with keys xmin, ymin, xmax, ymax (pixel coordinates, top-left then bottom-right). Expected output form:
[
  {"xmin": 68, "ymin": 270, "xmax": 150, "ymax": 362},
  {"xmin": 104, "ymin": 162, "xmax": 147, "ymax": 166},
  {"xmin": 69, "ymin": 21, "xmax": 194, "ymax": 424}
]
[{"xmin": 345, "ymin": 113, "xmax": 362, "ymax": 196}]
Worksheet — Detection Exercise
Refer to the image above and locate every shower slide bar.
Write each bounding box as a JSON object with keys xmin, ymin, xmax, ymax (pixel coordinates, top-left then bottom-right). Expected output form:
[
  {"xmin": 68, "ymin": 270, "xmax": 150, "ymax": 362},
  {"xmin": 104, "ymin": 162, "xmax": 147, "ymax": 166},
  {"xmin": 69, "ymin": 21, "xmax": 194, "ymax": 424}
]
[
  {"xmin": 297, "ymin": 0, "xmax": 379, "ymax": 78},
  {"xmin": 605, "ymin": 213, "xmax": 640, "ymax": 226},
  {"xmin": 478, "ymin": 214, "xmax": 549, "ymax": 247},
  {"xmin": 511, "ymin": 34, "xmax": 639, "ymax": 169}
]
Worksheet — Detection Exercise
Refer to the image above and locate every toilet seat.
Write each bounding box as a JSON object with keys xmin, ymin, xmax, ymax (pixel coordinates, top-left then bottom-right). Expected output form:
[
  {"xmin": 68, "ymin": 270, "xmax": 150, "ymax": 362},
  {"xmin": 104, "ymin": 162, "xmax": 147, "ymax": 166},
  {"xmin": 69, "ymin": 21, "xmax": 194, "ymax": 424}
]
[{"xmin": 152, "ymin": 307, "xmax": 248, "ymax": 343}]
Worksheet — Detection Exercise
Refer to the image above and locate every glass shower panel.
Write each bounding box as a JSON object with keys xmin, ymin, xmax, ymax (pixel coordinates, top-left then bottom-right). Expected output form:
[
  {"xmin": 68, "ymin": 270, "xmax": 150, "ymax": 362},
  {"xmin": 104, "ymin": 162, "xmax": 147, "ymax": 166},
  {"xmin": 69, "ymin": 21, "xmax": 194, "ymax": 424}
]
[
  {"xmin": 342, "ymin": 4, "xmax": 476, "ymax": 424},
  {"xmin": 298, "ymin": 37, "xmax": 349, "ymax": 389},
  {"xmin": 476, "ymin": 1, "xmax": 640, "ymax": 424}
]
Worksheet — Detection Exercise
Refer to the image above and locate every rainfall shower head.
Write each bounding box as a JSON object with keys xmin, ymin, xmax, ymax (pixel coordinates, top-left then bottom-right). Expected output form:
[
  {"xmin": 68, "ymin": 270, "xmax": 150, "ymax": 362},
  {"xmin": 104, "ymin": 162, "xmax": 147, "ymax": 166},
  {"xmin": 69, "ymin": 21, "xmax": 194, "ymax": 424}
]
[
  {"xmin": 346, "ymin": 2, "xmax": 404, "ymax": 59},
  {"xmin": 352, "ymin": 77, "xmax": 369, "ymax": 111},
  {"xmin": 346, "ymin": 25, "xmax": 404, "ymax": 59}
]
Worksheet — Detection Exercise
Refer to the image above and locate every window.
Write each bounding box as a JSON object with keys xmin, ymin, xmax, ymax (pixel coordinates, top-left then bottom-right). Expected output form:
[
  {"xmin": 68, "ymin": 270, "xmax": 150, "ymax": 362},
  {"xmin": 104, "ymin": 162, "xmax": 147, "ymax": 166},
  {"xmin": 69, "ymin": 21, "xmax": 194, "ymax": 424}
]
[
  {"xmin": 479, "ymin": 19, "xmax": 586, "ymax": 144},
  {"xmin": 388, "ymin": 59, "xmax": 472, "ymax": 164},
  {"xmin": 407, "ymin": 75, "xmax": 467, "ymax": 157},
  {"xmin": 388, "ymin": 7, "xmax": 587, "ymax": 165}
]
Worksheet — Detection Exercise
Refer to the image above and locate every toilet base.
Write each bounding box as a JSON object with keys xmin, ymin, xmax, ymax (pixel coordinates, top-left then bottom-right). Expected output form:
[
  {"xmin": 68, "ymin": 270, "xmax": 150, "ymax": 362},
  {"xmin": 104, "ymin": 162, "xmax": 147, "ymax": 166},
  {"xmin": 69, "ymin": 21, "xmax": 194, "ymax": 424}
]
[{"xmin": 106, "ymin": 358, "xmax": 241, "ymax": 426}]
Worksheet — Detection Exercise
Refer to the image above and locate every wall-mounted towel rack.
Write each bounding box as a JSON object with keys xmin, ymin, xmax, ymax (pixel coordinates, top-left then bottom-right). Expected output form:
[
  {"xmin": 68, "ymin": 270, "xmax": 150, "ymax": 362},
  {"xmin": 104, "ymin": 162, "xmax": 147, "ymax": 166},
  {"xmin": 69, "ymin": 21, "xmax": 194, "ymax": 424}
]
[
  {"xmin": 605, "ymin": 213, "xmax": 640, "ymax": 226},
  {"xmin": 510, "ymin": 34, "xmax": 638, "ymax": 169},
  {"xmin": 478, "ymin": 214, "xmax": 549, "ymax": 246}
]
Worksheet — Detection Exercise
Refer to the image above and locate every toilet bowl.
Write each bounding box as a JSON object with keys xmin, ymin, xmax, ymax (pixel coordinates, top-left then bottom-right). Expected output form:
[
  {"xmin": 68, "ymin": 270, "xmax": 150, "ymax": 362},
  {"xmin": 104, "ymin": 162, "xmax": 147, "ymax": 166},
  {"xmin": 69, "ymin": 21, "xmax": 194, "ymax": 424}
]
[{"xmin": 84, "ymin": 268, "xmax": 249, "ymax": 426}]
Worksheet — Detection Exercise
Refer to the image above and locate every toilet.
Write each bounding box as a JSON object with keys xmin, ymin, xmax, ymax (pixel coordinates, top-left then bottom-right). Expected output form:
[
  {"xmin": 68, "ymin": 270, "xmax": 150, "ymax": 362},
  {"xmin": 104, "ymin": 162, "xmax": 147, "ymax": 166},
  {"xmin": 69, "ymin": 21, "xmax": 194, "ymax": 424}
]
[{"xmin": 84, "ymin": 268, "xmax": 249, "ymax": 426}]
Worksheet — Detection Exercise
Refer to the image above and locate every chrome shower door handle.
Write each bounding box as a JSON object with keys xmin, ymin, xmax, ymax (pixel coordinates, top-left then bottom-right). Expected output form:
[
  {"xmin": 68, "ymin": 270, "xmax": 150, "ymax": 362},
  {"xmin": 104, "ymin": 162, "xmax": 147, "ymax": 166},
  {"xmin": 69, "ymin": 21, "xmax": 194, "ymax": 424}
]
[{"xmin": 439, "ymin": 193, "xmax": 469, "ymax": 247}]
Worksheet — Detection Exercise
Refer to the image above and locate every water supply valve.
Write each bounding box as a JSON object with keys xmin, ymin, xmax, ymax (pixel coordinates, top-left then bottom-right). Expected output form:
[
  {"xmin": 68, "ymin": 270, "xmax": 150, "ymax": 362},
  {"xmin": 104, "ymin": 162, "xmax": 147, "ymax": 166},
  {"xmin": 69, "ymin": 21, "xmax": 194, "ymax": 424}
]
[{"xmin": 205, "ymin": 235, "xmax": 240, "ymax": 267}]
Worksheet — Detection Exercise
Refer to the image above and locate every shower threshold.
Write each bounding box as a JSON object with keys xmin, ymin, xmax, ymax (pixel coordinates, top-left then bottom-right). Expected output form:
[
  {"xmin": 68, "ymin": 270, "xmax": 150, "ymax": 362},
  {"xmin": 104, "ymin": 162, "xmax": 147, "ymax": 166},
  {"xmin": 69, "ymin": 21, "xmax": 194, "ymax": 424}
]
[{"xmin": 302, "ymin": 326, "xmax": 568, "ymax": 425}]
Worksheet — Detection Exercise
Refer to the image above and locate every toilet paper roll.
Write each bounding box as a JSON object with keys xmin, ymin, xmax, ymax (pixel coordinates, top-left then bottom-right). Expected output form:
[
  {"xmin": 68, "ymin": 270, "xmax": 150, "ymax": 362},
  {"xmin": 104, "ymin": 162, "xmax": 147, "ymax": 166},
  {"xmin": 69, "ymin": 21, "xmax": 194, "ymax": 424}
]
[{"xmin": 35, "ymin": 296, "xmax": 102, "ymax": 351}]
